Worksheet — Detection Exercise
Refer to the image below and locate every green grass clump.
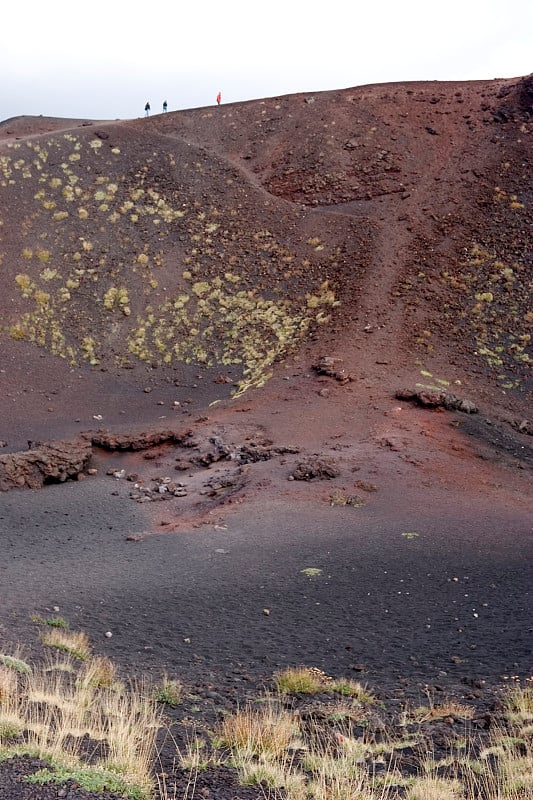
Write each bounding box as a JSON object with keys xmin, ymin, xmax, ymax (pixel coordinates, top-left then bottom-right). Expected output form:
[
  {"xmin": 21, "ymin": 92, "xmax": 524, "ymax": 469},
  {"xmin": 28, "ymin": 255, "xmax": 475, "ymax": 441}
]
[
  {"xmin": 274, "ymin": 666, "xmax": 330, "ymax": 694},
  {"xmin": 329, "ymin": 678, "xmax": 376, "ymax": 704},
  {"xmin": 0, "ymin": 655, "xmax": 32, "ymax": 675},
  {"xmin": 44, "ymin": 616, "xmax": 69, "ymax": 629},
  {"xmin": 153, "ymin": 676, "xmax": 183, "ymax": 707},
  {"xmin": 26, "ymin": 765, "xmax": 147, "ymax": 799},
  {"xmin": 0, "ymin": 720, "xmax": 22, "ymax": 740}
]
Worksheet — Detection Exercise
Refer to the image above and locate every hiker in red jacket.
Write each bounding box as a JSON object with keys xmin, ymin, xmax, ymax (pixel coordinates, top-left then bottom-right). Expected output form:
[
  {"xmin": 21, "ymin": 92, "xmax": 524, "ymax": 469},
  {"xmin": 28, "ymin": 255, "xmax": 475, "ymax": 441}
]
[{"xmin": 216, "ymin": 91, "xmax": 221, "ymax": 105}]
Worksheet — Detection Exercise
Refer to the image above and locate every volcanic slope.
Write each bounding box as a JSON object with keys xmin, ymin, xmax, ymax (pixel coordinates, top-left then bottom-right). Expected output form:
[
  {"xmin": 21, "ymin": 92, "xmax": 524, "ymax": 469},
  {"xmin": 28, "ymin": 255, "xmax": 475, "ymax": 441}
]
[
  {"xmin": 1, "ymin": 76, "xmax": 531, "ymax": 453},
  {"xmin": 0, "ymin": 77, "xmax": 532, "ymax": 800}
]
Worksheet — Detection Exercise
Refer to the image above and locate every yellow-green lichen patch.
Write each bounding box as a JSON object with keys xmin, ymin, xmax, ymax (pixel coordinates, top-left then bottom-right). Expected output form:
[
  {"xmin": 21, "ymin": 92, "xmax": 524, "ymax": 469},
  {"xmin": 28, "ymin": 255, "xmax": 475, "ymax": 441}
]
[
  {"xmin": 1, "ymin": 132, "xmax": 341, "ymax": 388},
  {"xmin": 103, "ymin": 287, "xmax": 130, "ymax": 315},
  {"xmin": 437, "ymin": 244, "xmax": 532, "ymax": 389},
  {"xmin": 127, "ymin": 277, "xmax": 337, "ymax": 396}
]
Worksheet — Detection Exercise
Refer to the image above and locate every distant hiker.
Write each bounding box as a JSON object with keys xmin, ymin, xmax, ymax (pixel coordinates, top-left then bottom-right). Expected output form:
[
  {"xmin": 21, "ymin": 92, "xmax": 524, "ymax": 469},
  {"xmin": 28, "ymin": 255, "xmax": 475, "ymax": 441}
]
[
  {"xmin": 216, "ymin": 91, "xmax": 221, "ymax": 105},
  {"xmin": 163, "ymin": 100, "xmax": 168, "ymax": 112},
  {"xmin": 144, "ymin": 102, "xmax": 150, "ymax": 116}
]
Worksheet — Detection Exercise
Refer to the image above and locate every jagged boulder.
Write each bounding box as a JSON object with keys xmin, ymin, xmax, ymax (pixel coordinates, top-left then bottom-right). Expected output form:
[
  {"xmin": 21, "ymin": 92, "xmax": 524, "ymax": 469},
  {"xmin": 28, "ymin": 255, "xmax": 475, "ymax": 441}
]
[
  {"xmin": 290, "ymin": 458, "xmax": 340, "ymax": 481},
  {"xmin": 0, "ymin": 438, "xmax": 92, "ymax": 491},
  {"xmin": 395, "ymin": 389, "xmax": 478, "ymax": 414},
  {"xmin": 90, "ymin": 429, "xmax": 193, "ymax": 451}
]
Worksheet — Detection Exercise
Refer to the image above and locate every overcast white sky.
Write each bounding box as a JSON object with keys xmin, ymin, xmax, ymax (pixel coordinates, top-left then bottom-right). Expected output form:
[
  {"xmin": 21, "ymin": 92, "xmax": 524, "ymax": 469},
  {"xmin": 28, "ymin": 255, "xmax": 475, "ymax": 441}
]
[{"xmin": 1, "ymin": 1, "xmax": 531, "ymax": 122}]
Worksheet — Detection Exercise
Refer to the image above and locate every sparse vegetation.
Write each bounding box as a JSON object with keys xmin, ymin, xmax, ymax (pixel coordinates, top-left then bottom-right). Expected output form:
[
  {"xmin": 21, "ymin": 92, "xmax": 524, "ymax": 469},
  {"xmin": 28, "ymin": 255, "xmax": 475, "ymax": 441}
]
[
  {"xmin": 153, "ymin": 676, "xmax": 182, "ymax": 707},
  {"xmin": 329, "ymin": 678, "xmax": 376, "ymax": 704},
  {"xmin": 40, "ymin": 629, "xmax": 90, "ymax": 660},
  {"xmin": 0, "ymin": 651, "xmax": 161, "ymax": 799},
  {"xmin": 1, "ymin": 637, "xmax": 532, "ymax": 799},
  {"xmin": 217, "ymin": 700, "xmax": 298, "ymax": 759},
  {"xmin": 274, "ymin": 666, "xmax": 331, "ymax": 694},
  {"xmin": 166, "ymin": 679, "xmax": 531, "ymax": 800},
  {"xmin": 1, "ymin": 129, "xmax": 342, "ymax": 396},
  {"xmin": 0, "ymin": 654, "xmax": 32, "ymax": 675},
  {"xmin": 44, "ymin": 616, "xmax": 69, "ymax": 629}
]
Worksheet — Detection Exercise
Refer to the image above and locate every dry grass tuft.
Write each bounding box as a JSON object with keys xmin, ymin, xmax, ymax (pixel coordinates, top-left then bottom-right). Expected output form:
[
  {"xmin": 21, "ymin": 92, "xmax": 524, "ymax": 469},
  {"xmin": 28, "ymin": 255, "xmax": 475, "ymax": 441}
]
[
  {"xmin": 414, "ymin": 701, "xmax": 475, "ymax": 722},
  {"xmin": 218, "ymin": 700, "xmax": 299, "ymax": 760},
  {"xmin": 0, "ymin": 651, "xmax": 161, "ymax": 799},
  {"xmin": 274, "ymin": 666, "xmax": 331, "ymax": 695},
  {"xmin": 503, "ymin": 683, "xmax": 533, "ymax": 726},
  {"xmin": 406, "ymin": 774, "xmax": 463, "ymax": 800},
  {"xmin": 40, "ymin": 629, "xmax": 90, "ymax": 661},
  {"xmin": 78, "ymin": 655, "xmax": 118, "ymax": 689}
]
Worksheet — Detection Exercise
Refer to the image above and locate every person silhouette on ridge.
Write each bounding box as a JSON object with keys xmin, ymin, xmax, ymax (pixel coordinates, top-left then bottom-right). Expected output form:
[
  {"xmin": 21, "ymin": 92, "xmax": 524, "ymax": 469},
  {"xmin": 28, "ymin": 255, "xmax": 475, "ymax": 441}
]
[
  {"xmin": 163, "ymin": 100, "xmax": 168, "ymax": 112},
  {"xmin": 216, "ymin": 91, "xmax": 221, "ymax": 106},
  {"xmin": 144, "ymin": 102, "xmax": 150, "ymax": 117}
]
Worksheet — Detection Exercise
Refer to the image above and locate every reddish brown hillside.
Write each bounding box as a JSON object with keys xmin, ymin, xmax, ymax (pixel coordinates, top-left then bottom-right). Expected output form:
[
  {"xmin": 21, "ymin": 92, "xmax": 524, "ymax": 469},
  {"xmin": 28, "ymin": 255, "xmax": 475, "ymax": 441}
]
[
  {"xmin": 0, "ymin": 76, "xmax": 531, "ymax": 456},
  {"xmin": 0, "ymin": 78, "xmax": 532, "ymax": 800}
]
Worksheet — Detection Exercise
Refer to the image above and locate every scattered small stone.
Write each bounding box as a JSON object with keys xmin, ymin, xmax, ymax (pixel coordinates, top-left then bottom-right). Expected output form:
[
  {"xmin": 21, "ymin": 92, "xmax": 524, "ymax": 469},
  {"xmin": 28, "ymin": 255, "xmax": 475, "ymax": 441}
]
[
  {"xmin": 354, "ymin": 480, "xmax": 378, "ymax": 492},
  {"xmin": 512, "ymin": 418, "xmax": 532, "ymax": 435},
  {"xmin": 104, "ymin": 631, "xmax": 113, "ymax": 638},
  {"xmin": 312, "ymin": 356, "xmax": 353, "ymax": 384},
  {"xmin": 291, "ymin": 458, "xmax": 340, "ymax": 481}
]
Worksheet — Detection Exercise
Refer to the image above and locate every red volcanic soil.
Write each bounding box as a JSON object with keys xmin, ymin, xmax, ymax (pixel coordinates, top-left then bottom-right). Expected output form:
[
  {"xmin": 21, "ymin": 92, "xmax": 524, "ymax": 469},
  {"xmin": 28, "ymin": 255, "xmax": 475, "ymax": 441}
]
[{"xmin": 0, "ymin": 77, "xmax": 531, "ymax": 799}]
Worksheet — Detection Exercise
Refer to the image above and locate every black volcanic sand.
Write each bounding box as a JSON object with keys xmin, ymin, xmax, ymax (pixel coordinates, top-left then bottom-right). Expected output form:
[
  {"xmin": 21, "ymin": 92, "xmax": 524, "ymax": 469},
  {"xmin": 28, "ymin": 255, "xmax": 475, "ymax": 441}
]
[{"xmin": 2, "ymin": 473, "xmax": 531, "ymax": 694}]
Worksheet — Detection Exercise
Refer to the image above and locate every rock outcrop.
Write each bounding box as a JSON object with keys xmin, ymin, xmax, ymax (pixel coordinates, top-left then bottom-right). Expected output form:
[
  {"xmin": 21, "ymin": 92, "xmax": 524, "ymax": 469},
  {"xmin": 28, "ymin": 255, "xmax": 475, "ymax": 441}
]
[{"xmin": 0, "ymin": 438, "xmax": 92, "ymax": 491}]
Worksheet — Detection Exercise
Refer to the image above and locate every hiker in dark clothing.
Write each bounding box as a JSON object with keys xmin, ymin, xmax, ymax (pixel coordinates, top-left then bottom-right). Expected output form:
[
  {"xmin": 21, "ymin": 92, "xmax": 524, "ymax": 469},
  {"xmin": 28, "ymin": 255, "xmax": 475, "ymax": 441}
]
[
  {"xmin": 163, "ymin": 100, "xmax": 168, "ymax": 112},
  {"xmin": 145, "ymin": 102, "xmax": 150, "ymax": 116}
]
